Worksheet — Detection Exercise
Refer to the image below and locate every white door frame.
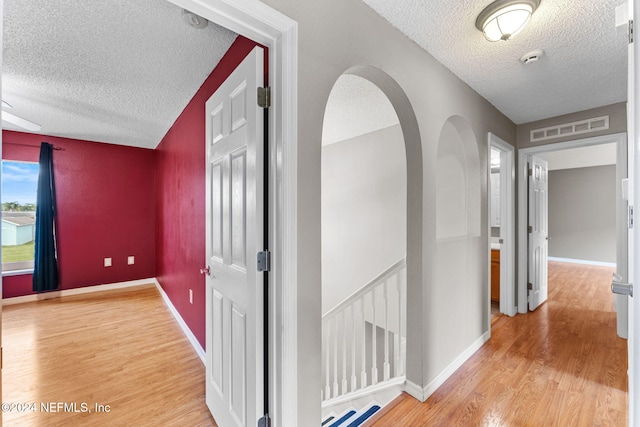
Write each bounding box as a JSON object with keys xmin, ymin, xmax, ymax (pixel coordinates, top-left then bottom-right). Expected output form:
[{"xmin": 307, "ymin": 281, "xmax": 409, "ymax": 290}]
[
  {"xmin": 165, "ymin": 1, "xmax": 299, "ymax": 425},
  {"xmin": 488, "ymin": 133, "xmax": 516, "ymax": 317},
  {"xmin": 517, "ymin": 132, "xmax": 627, "ymax": 314}
]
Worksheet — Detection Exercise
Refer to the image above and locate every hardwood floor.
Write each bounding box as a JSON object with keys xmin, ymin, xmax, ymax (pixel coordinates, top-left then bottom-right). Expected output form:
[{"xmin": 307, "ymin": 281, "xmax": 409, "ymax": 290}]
[
  {"xmin": 367, "ymin": 261, "xmax": 628, "ymax": 426},
  {"xmin": 2, "ymin": 285, "xmax": 216, "ymax": 426}
]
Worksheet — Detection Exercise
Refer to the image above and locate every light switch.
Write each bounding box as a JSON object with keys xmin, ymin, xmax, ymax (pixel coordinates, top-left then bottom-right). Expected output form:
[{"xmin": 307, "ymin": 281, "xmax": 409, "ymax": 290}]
[
  {"xmin": 104, "ymin": 258, "xmax": 112, "ymax": 267},
  {"xmin": 128, "ymin": 256, "xmax": 135, "ymax": 265}
]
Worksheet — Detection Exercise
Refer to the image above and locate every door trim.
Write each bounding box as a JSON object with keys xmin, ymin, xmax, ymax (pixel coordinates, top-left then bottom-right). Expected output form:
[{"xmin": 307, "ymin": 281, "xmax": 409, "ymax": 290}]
[
  {"xmin": 488, "ymin": 133, "xmax": 516, "ymax": 317},
  {"xmin": 165, "ymin": 1, "xmax": 299, "ymax": 425},
  {"xmin": 517, "ymin": 132, "xmax": 627, "ymax": 314}
]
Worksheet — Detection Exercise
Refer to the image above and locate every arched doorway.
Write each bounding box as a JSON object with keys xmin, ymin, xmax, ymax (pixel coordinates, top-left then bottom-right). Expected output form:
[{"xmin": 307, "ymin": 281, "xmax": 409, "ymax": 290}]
[{"xmin": 319, "ymin": 67, "xmax": 422, "ymax": 414}]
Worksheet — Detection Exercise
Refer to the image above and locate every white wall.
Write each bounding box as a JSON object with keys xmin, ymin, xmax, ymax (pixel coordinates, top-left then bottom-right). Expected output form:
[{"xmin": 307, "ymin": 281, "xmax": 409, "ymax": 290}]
[{"xmin": 321, "ymin": 125, "xmax": 406, "ymax": 314}]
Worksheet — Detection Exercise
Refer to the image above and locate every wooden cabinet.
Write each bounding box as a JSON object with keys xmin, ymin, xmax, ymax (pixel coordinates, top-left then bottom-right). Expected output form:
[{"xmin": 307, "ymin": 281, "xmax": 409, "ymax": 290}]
[{"xmin": 491, "ymin": 249, "xmax": 500, "ymax": 302}]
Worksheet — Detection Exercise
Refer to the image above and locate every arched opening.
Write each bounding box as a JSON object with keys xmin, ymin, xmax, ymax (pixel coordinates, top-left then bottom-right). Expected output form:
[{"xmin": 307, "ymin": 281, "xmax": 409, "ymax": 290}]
[
  {"xmin": 436, "ymin": 116, "xmax": 480, "ymax": 240},
  {"xmin": 319, "ymin": 66, "xmax": 422, "ymax": 411},
  {"xmin": 430, "ymin": 115, "xmax": 484, "ymax": 369}
]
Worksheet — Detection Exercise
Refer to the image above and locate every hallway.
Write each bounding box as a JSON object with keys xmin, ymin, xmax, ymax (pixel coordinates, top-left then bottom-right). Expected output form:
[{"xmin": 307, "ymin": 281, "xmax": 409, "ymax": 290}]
[{"xmin": 368, "ymin": 261, "xmax": 627, "ymax": 425}]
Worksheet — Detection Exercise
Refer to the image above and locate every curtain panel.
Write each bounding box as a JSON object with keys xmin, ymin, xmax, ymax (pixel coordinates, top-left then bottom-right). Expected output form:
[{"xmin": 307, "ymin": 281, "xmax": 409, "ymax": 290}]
[{"xmin": 32, "ymin": 142, "xmax": 59, "ymax": 292}]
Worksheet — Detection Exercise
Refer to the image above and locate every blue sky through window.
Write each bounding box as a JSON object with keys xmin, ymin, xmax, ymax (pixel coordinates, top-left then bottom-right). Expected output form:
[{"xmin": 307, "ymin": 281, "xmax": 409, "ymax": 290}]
[{"xmin": 2, "ymin": 161, "xmax": 39, "ymax": 205}]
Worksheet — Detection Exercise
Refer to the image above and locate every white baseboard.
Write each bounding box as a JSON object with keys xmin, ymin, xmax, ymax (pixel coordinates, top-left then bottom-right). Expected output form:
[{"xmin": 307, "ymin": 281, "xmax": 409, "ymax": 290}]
[
  {"xmin": 2, "ymin": 278, "xmax": 157, "ymax": 306},
  {"xmin": 548, "ymin": 257, "xmax": 616, "ymax": 268},
  {"xmin": 404, "ymin": 379, "xmax": 425, "ymax": 402},
  {"xmin": 406, "ymin": 331, "xmax": 491, "ymax": 402},
  {"xmin": 153, "ymin": 279, "xmax": 206, "ymax": 364}
]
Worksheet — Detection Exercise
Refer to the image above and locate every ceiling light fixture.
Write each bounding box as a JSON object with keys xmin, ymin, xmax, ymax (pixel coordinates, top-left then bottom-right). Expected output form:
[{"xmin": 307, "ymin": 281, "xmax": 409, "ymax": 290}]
[{"xmin": 476, "ymin": 0, "xmax": 540, "ymax": 42}]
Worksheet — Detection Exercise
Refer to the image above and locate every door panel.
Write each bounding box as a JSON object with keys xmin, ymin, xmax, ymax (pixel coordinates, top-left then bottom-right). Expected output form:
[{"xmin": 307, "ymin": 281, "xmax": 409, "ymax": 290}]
[
  {"xmin": 205, "ymin": 46, "xmax": 264, "ymax": 427},
  {"xmin": 528, "ymin": 155, "xmax": 549, "ymax": 311},
  {"xmin": 629, "ymin": 0, "xmax": 638, "ymax": 422}
]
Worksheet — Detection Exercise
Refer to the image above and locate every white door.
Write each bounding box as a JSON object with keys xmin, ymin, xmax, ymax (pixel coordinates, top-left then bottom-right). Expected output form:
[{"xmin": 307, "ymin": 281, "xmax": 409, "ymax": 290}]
[
  {"xmin": 528, "ymin": 155, "xmax": 549, "ymax": 311},
  {"xmin": 629, "ymin": 0, "xmax": 638, "ymax": 423},
  {"xmin": 204, "ymin": 46, "xmax": 265, "ymax": 427}
]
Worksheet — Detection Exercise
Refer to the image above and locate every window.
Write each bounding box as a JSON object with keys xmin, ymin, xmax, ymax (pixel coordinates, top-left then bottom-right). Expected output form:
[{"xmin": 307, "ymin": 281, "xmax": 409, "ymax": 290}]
[{"xmin": 2, "ymin": 161, "xmax": 39, "ymax": 274}]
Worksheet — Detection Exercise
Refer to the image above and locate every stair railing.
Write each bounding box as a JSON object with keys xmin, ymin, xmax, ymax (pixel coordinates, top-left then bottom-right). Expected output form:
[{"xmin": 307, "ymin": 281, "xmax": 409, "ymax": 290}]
[{"xmin": 321, "ymin": 258, "xmax": 406, "ymax": 403}]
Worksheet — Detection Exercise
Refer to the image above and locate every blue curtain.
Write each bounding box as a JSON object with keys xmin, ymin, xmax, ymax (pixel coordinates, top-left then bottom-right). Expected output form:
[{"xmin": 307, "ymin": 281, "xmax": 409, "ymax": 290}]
[{"xmin": 32, "ymin": 142, "xmax": 59, "ymax": 292}]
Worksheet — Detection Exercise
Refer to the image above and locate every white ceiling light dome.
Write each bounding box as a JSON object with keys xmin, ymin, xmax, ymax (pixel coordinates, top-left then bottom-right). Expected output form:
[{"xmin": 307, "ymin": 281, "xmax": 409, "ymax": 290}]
[{"xmin": 476, "ymin": 0, "xmax": 541, "ymax": 42}]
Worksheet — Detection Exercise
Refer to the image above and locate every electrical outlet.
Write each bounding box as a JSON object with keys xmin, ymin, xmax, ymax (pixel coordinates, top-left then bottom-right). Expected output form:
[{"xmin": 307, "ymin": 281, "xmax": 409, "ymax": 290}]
[
  {"xmin": 128, "ymin": 256, "xmax": 135, "ymax": 265},
  {"xmin": 189, "ymin": 289, "xmax": 193, "ymax": 305},
  {"xmin": 104, "ymin": 257, "xmax": 112, "ymax": 267}
]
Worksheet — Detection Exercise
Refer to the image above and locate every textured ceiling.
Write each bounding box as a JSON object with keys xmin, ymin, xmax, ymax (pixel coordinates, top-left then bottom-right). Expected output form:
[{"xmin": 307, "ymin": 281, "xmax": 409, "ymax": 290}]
[
  {"xmin": 361, "ymin": 0, "xmax": 628, "ymax": 125},
  {"xmin": 3, "ymin": 0, "xmax": 237, "ymax": 149},
  {"xmin": 3, "ymin": 1, "xmax": 629, "ymax": 149},
  {"xmin": 322, "ymin": 75, "xmax": 399, "ymax": 146}
]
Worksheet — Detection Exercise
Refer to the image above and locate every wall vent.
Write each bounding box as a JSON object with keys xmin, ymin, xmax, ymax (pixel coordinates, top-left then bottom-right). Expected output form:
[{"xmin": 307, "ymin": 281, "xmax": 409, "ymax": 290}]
[{"xmin": 530, "ymin": 116, "xmax": 609, "ymax": 142}]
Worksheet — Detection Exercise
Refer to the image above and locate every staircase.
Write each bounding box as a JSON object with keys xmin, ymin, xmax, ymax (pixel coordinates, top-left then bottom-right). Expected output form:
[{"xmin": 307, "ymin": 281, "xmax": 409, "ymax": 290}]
[
  {"xmin": 322, "ymin": 403, "xmax": 381, "ymax": 427},
  {"xmin": 321, "ymin": 258, "xmax": 407, "ymax": 419}
]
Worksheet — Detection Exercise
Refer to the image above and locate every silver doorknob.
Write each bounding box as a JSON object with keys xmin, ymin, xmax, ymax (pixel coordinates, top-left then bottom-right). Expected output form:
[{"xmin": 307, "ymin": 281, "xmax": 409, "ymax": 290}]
[{"xmin": 200, "ymin": 266, "xmax": 211, "ymax": 276}]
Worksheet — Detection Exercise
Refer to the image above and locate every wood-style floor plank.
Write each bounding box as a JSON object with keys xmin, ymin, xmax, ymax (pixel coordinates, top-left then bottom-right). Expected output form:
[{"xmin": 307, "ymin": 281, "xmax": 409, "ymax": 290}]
[
  {"xmin": 367, "ymin": 261, "xmax": 628, "ymax": 426},
  {"xmin": 2, "ymin": 285, "xmax": 216, "ymax": 426}
]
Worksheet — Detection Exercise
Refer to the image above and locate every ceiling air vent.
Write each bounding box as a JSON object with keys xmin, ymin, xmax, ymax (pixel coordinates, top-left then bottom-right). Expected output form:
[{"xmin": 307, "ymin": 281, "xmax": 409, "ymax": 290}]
[{"xmin": 530, "ymin": 116, "xmax": 609, "ymax": 142}]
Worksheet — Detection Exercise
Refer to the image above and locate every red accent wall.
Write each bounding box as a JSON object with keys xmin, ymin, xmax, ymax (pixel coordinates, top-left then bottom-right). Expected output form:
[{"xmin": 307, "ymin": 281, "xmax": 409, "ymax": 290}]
[
  {"xmin": 155, "ymin": 36, "xmax": 261, "ymax": 348},
  {"xmin": 3, "ymin": 131, "xmax": 156, "ymax": 297}
]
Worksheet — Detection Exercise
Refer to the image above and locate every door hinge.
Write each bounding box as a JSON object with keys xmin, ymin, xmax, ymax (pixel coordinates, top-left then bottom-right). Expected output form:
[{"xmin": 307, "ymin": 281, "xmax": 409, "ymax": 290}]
[
  {"xmin": 630, "ymin": 205, "xmax": 634, "ymax": 229},
  {"xmin": 528, "ymin": 168, "xmax": 533, "ymax": 177},
  {"xmin": 528, "ymin": 226, "xmax": 533, "ymax": 233},
  {"xmin": 630, "ymin": 20, "xmax": 634, "ymax": 44},
  {"xmin": 258, "ymin": 87, "xmax": 271, "ymax": 108},
  {"xmin": 258, "ymin": 414, "xmax": 271, "ymax": 427},
  {"xmin": 257, "ymin": 250, "xmax": 271, "ymax": 272},
  {"xmin": 527, "ymin": 282, "xmax": 533, "ymax": 291}
]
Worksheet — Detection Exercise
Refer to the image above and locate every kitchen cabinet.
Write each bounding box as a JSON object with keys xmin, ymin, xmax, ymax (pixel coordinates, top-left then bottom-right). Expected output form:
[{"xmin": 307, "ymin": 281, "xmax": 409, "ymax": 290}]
[{"xmin": 491, "ymin": 249, "xmax": 500, "ymax": 302}]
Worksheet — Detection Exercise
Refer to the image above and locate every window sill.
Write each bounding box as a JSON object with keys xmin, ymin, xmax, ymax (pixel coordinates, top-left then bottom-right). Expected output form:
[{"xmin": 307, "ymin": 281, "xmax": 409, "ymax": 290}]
[{"xmin": 2, "ymin": 269, "xmax": 34, "ymax": 277}]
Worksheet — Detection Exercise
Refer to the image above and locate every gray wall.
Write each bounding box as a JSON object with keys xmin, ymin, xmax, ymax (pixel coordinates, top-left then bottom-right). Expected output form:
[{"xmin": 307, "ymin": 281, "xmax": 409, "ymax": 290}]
[
  {"xmin": 548, "ymin": 165, "xmax": 617, "ymax": 263},
  {"xmin": 517, "ymin": 103, "xmax": 626, "ymax": 149},
  {"xmin": 262, "ymin": 0, "xmax": 517, "ymax": 420},
  {"xmin": 322, "ymin": 125, "xmax": 406, "ymax": 314}
]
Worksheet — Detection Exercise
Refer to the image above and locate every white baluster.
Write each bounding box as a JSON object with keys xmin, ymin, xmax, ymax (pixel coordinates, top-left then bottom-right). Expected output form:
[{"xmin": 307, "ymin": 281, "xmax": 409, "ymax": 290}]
[
  {"xmin": 371, "ymin": 287, "xmax": 378, "ymax": 385},
  {"xmin": 360, "ymin": 296, "xmax": 367, "ymax": 388},
  {"xmin": 394, "ymin": 274, "xmax": 401, "ymax": 377},
  {"xmin": 341, "ymin": 309, "xmax": 348, "ymax": 395},
  {"xmin": 332, "ymin": 316, "xmax": 339, "ymax": 397},
  {"xmin": 350, "ymin": 304, "xmax": 357, "ymax": 392},
  {"xmin": 324, "ymin": 319, "xmax": 330, "ymax": 399},
  {"xmin": 383, "ymin": 280, "xmax": 390, "ymax": 381},
  {"xmin": 399, "ymin": 267, "xmax": 406, "ymax": 376}
]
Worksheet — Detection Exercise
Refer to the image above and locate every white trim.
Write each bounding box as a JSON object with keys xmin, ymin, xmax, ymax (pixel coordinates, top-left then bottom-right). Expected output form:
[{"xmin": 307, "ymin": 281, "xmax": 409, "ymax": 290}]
[
  {"xmin": 547, "ymin": 257, "xmax": 617, "ymax": 268},
  {"xmin": 404, "ymin": 379, "xmax": 426, "ymax": 402},
  {"xmin": 517, "ymin": 132, "xmax": 627, "ymax": 314},
  {"xmin": 2, "ymin": 278, "xmax": 156, "ymax": 305},
  {"xmin": 489, "ymin": 133, "xmax": 516, "ymax": 318},
  {"xmin": 163, "ymin": 2, "xmax": 298, "ymax": 425},
  {"xmin": 2, "ymin": 268, "xmax": 34, "ymax": 277},
  {"xmin": 405, "ymin": 331, "xmax": 491, "ymax": 402},
  {"xmin": 321, "ymin": 377, "xmax": 405, "ymax": 408},
  {"xmin": 153, "ymin": 279, "xmax": 206, "ymax": 363}
]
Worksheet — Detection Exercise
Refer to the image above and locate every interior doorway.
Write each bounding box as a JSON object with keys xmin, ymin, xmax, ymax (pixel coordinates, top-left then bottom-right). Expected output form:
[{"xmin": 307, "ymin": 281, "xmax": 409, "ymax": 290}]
[
  {"xmin": 488, "ymin": 133, "xmax": 516, "ymax": 321},
  {"xmin": 516, "ymin": 133, "xmax": 628, "ymax": 337}
]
